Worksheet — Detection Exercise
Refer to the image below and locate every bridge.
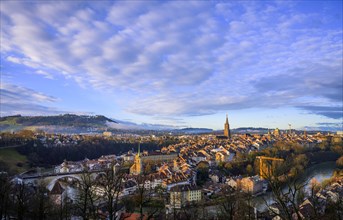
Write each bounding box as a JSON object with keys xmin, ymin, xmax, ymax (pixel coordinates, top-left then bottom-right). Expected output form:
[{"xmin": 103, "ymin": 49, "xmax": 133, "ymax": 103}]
[{"xmin": 19, "ymin": 169, "xmax": 107, "ymax": 190}]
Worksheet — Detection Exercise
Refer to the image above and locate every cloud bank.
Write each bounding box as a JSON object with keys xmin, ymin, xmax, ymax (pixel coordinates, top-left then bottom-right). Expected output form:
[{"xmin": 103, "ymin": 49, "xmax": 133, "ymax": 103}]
[
  {"xmin": 1, "ymin": 1, "xmax": 342, "ymax": 120},
  {"xmin": 0, "ymin": 83, "xmax": 63, "ymax": 116}
]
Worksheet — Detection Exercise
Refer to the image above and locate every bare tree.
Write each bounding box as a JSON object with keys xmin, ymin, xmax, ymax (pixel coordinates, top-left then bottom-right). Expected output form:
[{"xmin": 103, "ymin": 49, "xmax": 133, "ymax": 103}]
[
  {"xmin": 0, "ymin": 173, "xmax": 11, "ymax": 219},
  {"xmin": 29, "ymin": 180, "xmax": 53, "ymax": 220},
  {"xmin": 76, "ymin": 169, "xmax": 99, "ymax": 220},
  {"xmin": 177, "ymin": 202, "xmax": 200, "ymax": 220},
  {"xmin": 167, "ymin": 191, "xmax": 205, "ymax": 220},
  {"xmin": 324, "ymin": 195, "xmax": 343, "ymax": 219},
  {"xmin": 263, "ymin": 160, "xmax": 307, "ymax": 220},
  {"xmin": 97, "ymin": 163, "xmax": 126, "ymax": 220},
  {"xmin": 12, "ymin": 181, "xmax": 33, "ymax": 220},
  {"xmin": 60, "ymin": 189, "xmax": 73, "ymax": 220},
  {"xmin": 216, "ymin": 185, "xmax": 256, "ymax": 220},
  {"xmin": 218, "ymin": 186, "xmax": 240, "ymax": 220},
  {"xmin": 131, "ymin": 174, "xmax": 165, "ymax": 220},
  {"xmin": 306, "ymin": 178, "xmax": 322, "ymax": 218},
  {"xmin": 236, "ymin": 191, "xmax": 255, "ymax": 220},
  {"xmin": 307, "ymin": 178, "xmax": 343, "ymax": 219}
]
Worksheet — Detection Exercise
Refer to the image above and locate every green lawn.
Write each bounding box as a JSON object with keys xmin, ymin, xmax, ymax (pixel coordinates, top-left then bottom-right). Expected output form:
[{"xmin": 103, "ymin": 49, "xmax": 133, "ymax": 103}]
[
  {"xmin": 0, "ymin": 117, "xmax": 18, "ymax": 125},
  {"xmin": 0, "ymin": 148, "xmax": 29, "ymax": 174}
]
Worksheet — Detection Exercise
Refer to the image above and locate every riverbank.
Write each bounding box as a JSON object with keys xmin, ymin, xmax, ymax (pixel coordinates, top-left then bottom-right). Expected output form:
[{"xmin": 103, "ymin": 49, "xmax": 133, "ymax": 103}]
[
  {"xmin": 306, "ymin": 150, "xmax": 340, "ymax": 165},
  {"xmin": 253, "ymin": 161, "xmax": 337, "ymax": 211}
]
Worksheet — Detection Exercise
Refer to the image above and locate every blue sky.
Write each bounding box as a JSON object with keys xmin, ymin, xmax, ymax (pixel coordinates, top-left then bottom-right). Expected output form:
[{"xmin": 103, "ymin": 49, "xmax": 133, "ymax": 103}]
[{"xmin": 0, "ymin": 1, "xmax": 342, "ymax": 130}]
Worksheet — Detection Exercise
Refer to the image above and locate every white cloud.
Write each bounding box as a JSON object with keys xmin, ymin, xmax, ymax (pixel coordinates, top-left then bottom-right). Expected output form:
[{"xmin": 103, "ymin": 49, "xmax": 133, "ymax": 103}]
[
  {"xmin": 0, "ymin": 83, "xmax": 94, "ymax": 116},
  {"xmin": 35, "ymin": 70, "xmax": 54, "ymax": 80},
  {"xmin": 0, "ymin": 1, "xmax": 342, "ymax": 119},
  {"xmin": 1, "ymin": 83, "xmax": 57, "ymax": 103},
  {"xmin": 0, "ymin": 83, "xmax": 62, "ymax": 116}
]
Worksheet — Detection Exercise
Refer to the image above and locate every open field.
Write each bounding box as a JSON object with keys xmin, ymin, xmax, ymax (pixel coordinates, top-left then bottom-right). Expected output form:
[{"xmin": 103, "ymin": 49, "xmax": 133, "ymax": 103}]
[{"xmin": 0, "ymin": 148, "xmax": 30, "ymax": 174}]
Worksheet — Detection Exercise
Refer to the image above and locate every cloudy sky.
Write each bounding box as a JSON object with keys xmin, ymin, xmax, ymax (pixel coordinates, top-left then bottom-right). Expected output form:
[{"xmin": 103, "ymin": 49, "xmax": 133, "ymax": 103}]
[{"xmin": 1, "ymin": 1, "xmax": 342, "ymax": 130}]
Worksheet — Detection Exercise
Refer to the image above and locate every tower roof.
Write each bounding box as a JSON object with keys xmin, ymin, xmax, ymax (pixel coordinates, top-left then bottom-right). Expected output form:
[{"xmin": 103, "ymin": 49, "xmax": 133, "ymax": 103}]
[{"xmin": 224, "ymin": 114, "xmax": 231, "ymax": 138}]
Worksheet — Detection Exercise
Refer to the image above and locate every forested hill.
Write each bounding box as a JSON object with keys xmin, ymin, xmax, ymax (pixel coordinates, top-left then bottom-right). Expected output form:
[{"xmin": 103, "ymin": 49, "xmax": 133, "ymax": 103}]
[{"xmin": 0, "ymin": 114, "xmax": 117, "ymax": 133}]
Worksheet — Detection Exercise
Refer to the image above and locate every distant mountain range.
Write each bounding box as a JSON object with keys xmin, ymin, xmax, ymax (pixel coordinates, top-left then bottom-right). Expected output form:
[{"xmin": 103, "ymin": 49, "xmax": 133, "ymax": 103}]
[
  {"xmin": 0, "ymin": 114, "xmax": 339, "ymax": 134},
  {"xmin": 0, "ymin": 114, "xmax": 117, "ymax": 126},
  {"xmin": 0, "ymin": 114, "xmax": 117, "ymax": 134},
  {"xmin": 0, "ymin": 114, "xmax": 213, "ymax": 134}
]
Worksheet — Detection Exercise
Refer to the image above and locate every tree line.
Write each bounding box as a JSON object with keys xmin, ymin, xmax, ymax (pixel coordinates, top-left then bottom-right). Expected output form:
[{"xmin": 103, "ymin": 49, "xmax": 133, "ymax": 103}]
[
  {"xmin": 0, "ymin": 163, "xmax": 166, "ymax": 220},
  {"xmin": 2, "ymin": 165, "xmax": 342, "ymax": 220},
  {"xmin": 15, "ymin": 140, "xmax": 164, "ymax": 168}
]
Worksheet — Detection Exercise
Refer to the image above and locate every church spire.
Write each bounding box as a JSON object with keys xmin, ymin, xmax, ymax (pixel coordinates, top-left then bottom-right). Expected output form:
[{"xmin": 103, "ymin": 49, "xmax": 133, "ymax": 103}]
[
  {"xmin": 130, "ymin": 142, "xmax": 143, "ymax": 175},
  {"xmin": 224, "ymin": 114, "xmax": 231, "ymax": 138}
]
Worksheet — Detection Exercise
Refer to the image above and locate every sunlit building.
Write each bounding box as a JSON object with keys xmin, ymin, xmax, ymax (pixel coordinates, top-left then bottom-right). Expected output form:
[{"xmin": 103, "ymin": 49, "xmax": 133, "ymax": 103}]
[
  {"xmin": 224, "ymin": 114, "xmax": 231, "ymax": 138},
  {"xmin": 169, "ymin": 184, "xmax": 202, "ymax": 208},
  {"xmin": 240, "ymin": 175, "xmax": 264, "ymax": 195},
  {"xmin": 130, "ymin": 144, "xmax": 143, "ymax": 175}
]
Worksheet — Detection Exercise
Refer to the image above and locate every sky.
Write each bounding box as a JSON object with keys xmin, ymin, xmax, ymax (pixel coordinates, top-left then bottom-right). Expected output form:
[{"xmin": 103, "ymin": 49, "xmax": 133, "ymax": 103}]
[{"xmin": 0, "ymin": 1, "xmax": 342, "ymax": 130}]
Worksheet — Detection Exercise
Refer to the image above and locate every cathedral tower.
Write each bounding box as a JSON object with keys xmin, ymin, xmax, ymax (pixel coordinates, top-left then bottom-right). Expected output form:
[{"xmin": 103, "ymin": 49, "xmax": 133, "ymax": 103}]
[
  {"xmin": 130, "ymin": 143, "xmax": 143, "ymax": 175},
  {"xmin": 224, "ymin": 114, "xmax": 231, "ymax": 138}
]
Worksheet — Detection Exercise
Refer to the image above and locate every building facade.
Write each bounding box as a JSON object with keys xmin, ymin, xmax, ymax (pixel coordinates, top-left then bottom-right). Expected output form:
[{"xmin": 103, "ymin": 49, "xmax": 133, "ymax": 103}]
[
  {"xmin": 240, "ymin": 175, "xmax": 263, "ymax": 195},
  {"xmin": 142, "ymin": 152, "xmax": 178, "ymax": 163},
  {"xmin": 169, "ymin": 184, "xmax": 202, "ymax": 208}
]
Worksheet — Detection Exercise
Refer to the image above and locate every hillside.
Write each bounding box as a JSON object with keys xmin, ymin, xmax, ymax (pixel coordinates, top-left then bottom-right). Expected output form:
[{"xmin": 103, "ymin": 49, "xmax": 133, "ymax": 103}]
[
  {"xmin": 0, "ymin": 148, "xmax": 29, "ymax": 174},
  {"xmin": 1, "ymin": 114, "xmax": 218, "ymax": 134},
  {"xmin": 0, "ymin": 114, "xmax": 117, "ymax": 133},
  {"xmin": 177, "ymin": 127, "xmax": 213, "ymax": 134}
]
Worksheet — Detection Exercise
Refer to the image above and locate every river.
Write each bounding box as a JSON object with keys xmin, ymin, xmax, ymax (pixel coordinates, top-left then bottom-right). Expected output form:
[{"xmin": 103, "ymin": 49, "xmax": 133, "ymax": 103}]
[{"xmin": 252, "ymin": 161, "xmax": 337, "ymax": 211}]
